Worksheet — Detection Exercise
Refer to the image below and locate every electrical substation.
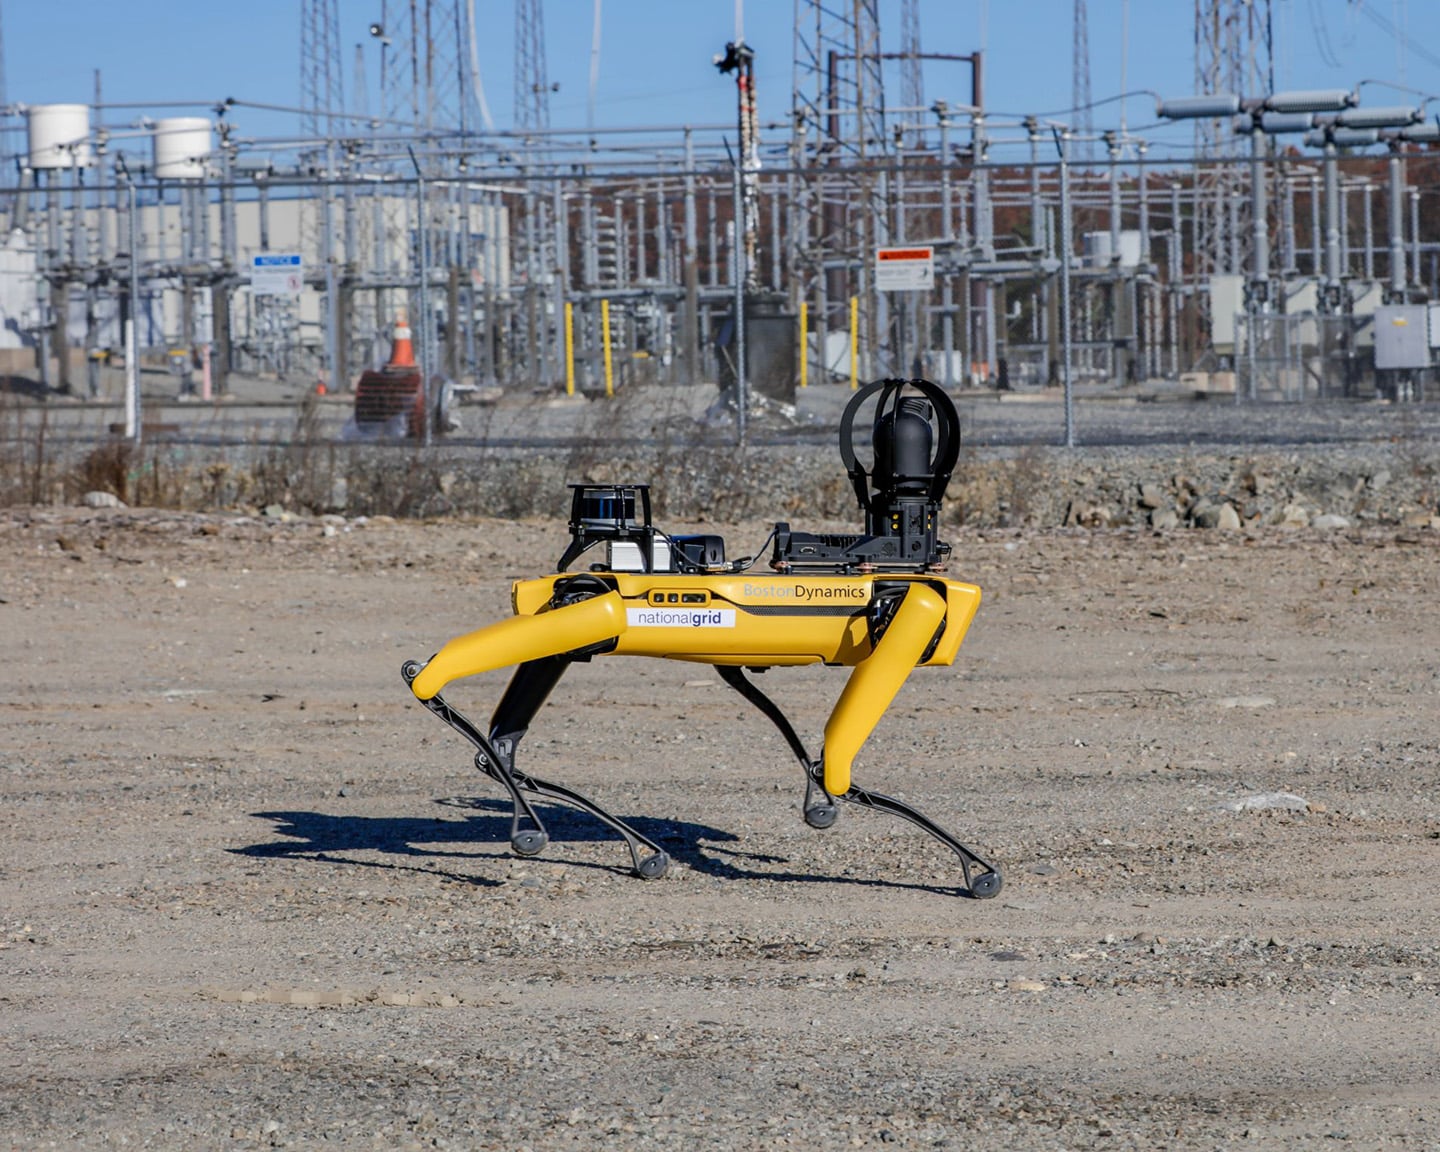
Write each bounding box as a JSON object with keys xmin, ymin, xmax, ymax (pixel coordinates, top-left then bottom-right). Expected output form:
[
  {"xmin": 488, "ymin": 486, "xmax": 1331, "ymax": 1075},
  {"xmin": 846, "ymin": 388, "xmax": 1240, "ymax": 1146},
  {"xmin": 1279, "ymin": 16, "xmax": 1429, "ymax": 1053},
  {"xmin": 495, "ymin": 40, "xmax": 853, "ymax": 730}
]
[{"xmin": 2, "ymin": 0, "xmax": 1440, "ymax": 451}]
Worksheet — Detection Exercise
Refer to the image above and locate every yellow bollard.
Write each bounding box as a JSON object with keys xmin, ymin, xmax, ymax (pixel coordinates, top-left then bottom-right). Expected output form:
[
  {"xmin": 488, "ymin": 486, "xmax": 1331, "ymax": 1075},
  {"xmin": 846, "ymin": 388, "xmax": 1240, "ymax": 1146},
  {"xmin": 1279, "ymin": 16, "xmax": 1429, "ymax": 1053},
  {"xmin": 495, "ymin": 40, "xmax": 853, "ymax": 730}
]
[
  {"xmin": 564, "ymin": 301, "xmax": 575, "ymax": 396},
  {"xmin": 849, "ymin": 296, "xmax": 859, "ymax": 390},
  {"xmin": 798, "ymin": 301, "xmax": 808, "ymax": 389},
  {"xmin": 601, "ymin": 298, "xmax": 614, "ymax": 398}
]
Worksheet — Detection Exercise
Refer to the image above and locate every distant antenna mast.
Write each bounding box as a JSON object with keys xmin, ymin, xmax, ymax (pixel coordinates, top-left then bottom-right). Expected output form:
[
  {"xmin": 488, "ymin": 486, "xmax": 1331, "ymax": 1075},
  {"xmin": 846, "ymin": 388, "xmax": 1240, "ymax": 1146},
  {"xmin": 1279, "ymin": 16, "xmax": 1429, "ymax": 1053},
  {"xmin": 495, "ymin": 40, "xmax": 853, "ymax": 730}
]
[
  {"xmin": 716, "ymin": 21, "xmax": 759, "ymax": 291},
  {"xmin": 377, "ymin": 0, "xmax": 485, "ymax": 135},
  {"xmin": 1194, "ymin": 0, "xmax": 1274, "ymax": 276},
  {"xmin": 515, "ymin": 0, "xmax": 552, "ymax": 134},
  {"xmin": 1072, "ymin": 0, "xmax": 1093, "ymax": 162},
  {"xmin": 588, "ymin": 0, "xmax": 603, "ymax": 136},
  {"xmin": 300, "ymin": 0, "xmax": 345, "ymax": 139},
  {"xmin": 0, "ymin": 0, "xmax": 18, "ymax": 183},
  {"xmin": 900, "ymin": 0, "xmax": 925, "ymax": 147}
]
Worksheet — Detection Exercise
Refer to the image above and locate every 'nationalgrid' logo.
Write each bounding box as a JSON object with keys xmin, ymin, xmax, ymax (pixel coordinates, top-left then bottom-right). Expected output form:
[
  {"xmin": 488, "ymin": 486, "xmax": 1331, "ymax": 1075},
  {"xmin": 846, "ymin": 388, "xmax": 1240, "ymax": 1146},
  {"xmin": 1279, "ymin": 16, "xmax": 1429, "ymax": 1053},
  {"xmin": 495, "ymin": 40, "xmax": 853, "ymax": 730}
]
[{"xmin": 626, "ymin": 607, "xmax": 737, "ymax": 628}]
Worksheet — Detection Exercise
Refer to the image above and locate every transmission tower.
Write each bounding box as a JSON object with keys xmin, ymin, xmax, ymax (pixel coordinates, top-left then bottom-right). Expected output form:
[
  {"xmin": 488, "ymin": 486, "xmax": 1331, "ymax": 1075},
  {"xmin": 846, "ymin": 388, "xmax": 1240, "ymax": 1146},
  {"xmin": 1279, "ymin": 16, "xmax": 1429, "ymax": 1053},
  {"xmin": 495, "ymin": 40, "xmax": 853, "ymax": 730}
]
[
  {"xmin": 900, "ymin": 0, "xmax": 925, "ymax": 147},
  {"xmin": 1193, "ymin": 0, "xmax": 1274, "ymax": 277},
  {"xmin": 1072, "ymin": 0, "xmax": 1093, "ymax": 163},
  {"xmin": 791, "ymin": 0, "xmax": 889, "ymax": 358},
  {"xmin": 300, "ymin": 0, "xmax": 345, "ymax": 142},
  {"xmin": 793, "ymin": 0, "xmax": 886, "ymax": 160},
  {"xmin": 0, "ymin": 1, "xmax": 14, "ymax": 166},
  {"xmin": 377, "ymin": 0, "xmax": 485, "ymax": 137},
  {"xmin": 515, "ymin": 0, "xmax": 553, "ymax": 135},
  {"xmin": 0, "ymin": 0, "xmax": 21, "ymax": 215}
]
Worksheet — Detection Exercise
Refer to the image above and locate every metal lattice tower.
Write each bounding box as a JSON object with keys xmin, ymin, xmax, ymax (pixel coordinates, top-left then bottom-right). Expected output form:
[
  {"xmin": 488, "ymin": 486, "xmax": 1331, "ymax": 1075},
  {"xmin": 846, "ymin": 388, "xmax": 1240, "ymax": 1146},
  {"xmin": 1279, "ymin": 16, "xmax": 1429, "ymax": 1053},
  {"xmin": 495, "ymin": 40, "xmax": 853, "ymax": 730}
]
[
  {"xmin": 515, "ymin": 0, "xmax": 552, "ymax": 135},
  {"xmin": 0, "ymin": 0, "xmax": 22, "ymax": 212},
  {"xmin": 0, "ymin": 1, "xmax": 14, "ymax": 167},
  {"xmin": 1193, "ymin": 0, "xmax": 1274, "ymax": 277},
  {"xmin": 300, "ymin": 0, "xmax": 345, "ymax": 141},
  {"xmin": 1072, "ymin": 0, "xmax": 1093, "ymax": 163},
  {"xmin": 792, "ymin": 0, "xmax": 889, "ymax": 352},
  {"xmin": 793, "ymin": 0, "xmax": 886, "ymax": 160},
  {"xmin": 900, "ymin": 0, "xmax": 924, "ymax": 146},
  {"xmin": 377, "ymin": 0, "xmax": 484, "ymax": 136}
]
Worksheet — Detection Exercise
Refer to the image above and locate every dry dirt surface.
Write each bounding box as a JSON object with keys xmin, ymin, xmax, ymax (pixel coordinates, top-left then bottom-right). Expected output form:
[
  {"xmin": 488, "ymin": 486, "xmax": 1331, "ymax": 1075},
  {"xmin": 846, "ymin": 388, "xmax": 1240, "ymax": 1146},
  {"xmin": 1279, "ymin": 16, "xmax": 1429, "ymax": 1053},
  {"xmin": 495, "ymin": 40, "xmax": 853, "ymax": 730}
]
[{"xmin": 3, "ymin": 505, "xmax": 1439, "ymax": 1150}]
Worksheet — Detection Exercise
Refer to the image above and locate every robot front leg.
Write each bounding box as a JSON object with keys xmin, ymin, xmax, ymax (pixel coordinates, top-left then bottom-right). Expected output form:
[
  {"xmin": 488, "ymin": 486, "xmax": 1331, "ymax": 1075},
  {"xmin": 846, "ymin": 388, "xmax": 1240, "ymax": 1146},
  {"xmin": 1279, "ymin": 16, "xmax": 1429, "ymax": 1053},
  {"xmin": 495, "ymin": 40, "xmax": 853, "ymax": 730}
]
[{"xmin": 834, "ymin": 780, "xmax": 1002, "ymax": 898}]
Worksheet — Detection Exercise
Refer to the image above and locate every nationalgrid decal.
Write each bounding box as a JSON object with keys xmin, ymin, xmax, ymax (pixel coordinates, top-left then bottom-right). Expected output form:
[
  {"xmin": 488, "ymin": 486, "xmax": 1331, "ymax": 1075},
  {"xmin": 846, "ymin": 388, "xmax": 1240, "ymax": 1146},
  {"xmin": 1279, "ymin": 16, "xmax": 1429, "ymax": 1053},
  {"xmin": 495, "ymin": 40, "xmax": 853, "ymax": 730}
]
[{"xmin": 626, "ymin": 607, "xmax": 737, "ymax": 628}]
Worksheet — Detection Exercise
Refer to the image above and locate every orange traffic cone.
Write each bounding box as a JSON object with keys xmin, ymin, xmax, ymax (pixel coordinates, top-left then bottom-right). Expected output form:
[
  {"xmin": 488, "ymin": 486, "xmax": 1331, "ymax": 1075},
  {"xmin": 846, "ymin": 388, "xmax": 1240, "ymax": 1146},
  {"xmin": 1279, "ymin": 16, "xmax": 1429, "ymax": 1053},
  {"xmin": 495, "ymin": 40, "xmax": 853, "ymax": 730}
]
[{"xmin": 388, "ymin": 313, "xmax": 416, "ymax": 369}]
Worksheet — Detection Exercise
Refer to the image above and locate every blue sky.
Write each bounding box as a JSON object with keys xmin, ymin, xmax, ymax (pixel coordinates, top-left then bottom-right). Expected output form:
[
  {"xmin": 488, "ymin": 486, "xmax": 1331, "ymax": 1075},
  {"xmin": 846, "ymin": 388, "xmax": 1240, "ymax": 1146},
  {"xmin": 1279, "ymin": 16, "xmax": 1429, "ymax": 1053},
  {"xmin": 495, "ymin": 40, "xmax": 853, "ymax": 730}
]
[{"xmin": 6, "ymin": 1, "xmax": 1438, "ymax": 159}]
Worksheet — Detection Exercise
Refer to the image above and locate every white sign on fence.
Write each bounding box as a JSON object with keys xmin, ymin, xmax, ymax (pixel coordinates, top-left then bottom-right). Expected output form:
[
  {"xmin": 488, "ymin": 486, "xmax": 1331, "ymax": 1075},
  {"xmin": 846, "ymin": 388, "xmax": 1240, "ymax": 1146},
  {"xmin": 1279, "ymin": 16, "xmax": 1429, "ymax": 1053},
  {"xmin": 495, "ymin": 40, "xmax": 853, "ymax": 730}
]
[
  {"xmin": 250, "ymin": 253, "xmax": 304, "ymax": 296},
  {"xmin": 874, "ymin": 246, "xmax": 934, "ymax": 291}
]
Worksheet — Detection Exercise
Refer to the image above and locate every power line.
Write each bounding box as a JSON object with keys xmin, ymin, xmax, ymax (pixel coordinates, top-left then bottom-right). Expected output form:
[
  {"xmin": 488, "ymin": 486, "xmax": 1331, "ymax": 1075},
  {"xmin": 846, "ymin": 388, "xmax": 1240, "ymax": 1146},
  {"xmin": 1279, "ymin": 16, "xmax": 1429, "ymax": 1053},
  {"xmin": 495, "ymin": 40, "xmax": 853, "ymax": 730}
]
[{"xmin": 1352, "ymin": 0, "xmax": 1440, "ymax": 76}]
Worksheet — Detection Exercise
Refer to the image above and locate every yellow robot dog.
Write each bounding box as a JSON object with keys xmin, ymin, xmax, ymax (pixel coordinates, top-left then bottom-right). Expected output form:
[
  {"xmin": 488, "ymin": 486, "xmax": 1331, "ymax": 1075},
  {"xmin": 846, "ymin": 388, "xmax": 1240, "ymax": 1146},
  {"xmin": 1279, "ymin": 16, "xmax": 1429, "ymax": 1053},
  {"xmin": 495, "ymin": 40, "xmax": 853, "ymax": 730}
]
[{"xmin": 403, "ymin": 379, "xmax": 1001, "ymax": 898}]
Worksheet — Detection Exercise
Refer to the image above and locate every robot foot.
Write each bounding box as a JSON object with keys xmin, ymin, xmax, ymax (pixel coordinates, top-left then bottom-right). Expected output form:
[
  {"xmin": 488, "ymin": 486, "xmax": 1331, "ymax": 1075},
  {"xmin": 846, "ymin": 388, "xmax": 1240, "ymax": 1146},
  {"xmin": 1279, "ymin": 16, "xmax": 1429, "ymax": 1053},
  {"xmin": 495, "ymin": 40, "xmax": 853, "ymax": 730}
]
[{"xmin": 802, "ymin": 767, "xmax": 841, "ymax": 829}]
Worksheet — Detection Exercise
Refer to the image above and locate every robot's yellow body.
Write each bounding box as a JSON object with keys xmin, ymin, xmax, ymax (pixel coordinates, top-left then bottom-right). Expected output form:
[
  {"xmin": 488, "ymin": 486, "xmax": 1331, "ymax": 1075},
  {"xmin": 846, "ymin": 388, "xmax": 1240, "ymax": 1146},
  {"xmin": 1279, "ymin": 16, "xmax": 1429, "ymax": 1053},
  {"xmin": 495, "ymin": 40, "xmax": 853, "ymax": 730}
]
[{"xmin": 410, "ymin": 572, "xmax": 980, "ymax": 797}]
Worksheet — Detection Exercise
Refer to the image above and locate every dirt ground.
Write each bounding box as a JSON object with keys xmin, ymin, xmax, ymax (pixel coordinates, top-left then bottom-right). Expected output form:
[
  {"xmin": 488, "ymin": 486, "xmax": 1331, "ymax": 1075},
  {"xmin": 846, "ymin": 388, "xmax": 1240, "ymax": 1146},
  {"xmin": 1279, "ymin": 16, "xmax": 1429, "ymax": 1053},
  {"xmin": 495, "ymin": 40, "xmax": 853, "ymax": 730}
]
[{"xmin": 3, "ymin": 504, "xmax": 1439, "ymax": 1150}]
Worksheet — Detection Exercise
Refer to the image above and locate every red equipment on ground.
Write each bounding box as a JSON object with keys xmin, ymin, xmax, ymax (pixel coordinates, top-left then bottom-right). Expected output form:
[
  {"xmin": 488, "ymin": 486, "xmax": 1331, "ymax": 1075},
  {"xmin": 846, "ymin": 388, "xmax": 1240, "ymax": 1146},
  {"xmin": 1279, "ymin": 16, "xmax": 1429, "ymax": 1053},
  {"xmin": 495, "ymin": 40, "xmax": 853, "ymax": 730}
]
[{"xmin": 352, "ymin": 315, "xmax": 426, "ymax": 438}]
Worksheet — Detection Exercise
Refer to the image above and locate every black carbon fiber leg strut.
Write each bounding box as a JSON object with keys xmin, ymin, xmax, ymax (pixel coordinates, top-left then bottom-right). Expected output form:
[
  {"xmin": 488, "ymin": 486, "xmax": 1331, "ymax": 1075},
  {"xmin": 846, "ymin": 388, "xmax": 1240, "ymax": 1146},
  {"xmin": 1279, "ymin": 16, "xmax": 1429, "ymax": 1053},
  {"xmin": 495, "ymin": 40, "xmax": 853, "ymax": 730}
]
[
  {"xmin": 402, "ymin": 661, "xmax": 669, "ymax": 879},
  {"xmin": 715, "ymin": 665, "xmax": 840, "ymax": 829},
  {"xmin": 828, "ymin": 774, "xmax": 1002, "ymax": 898},
  {"xmin": 717, "ymin": 664, "xmax": 1002, "ymax": 898}
]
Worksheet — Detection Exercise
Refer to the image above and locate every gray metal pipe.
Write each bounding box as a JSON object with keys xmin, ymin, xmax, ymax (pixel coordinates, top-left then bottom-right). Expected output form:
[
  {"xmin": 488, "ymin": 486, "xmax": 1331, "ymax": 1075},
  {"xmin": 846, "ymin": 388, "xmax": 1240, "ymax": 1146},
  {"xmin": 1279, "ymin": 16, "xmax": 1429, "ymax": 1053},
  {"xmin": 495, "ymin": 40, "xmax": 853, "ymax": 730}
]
[
  {"xmin": 323, "ymin": 142, "xmax": 341, "ymax": 395},
  {"xmin": 1248, "ymin": 131, "xmax": 1269, "ymax": 300},
  {"xmin": 1388, "ymin": 152, "xmax": 1406, "ymax": 298},
  {"xmin": 683, "ymin": 129, "xmax": 700, "ymax": 385},
  {"xmin": 731, "ymin": 158, "xmax": 746, "ymax": 445},
  {"xmin": 941, "ymin": 112, "xmax": 955, "ymax": 388},
  {"xmin": 1057, "ymin": 130, "xmax": 1075, "ymax": 448},
  {"xmin": 1323, "ymin": 144, "xmax": 1342, "ymax": 305},
  {"xmin": 1281, "ymin": 175, "xmax": 1296, "ymax": 275},
  {"xmin": 1362, "ymin": 181, "xmax": 1375, "ymax": 282},
  {"xmin": 124, "ymin": 173, "xmax": 140, "ymax": 442},
  {"xmin": 1409, "ymin": 187, "xmax": 1421, "ymax": 293}
]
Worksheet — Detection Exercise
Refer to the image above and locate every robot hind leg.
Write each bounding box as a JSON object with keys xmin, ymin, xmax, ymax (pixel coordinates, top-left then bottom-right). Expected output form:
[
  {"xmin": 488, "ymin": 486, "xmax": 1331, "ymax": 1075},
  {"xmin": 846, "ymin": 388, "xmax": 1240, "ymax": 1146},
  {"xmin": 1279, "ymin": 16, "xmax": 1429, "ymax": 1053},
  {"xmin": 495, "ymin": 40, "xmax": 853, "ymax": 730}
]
[
  {"xmin": 402, "ymin": 659, "xmax": 669, "ymax": 879},
  {"xmin": 715, "ymin": 665, "xmax": 840, "ymax": 830}
]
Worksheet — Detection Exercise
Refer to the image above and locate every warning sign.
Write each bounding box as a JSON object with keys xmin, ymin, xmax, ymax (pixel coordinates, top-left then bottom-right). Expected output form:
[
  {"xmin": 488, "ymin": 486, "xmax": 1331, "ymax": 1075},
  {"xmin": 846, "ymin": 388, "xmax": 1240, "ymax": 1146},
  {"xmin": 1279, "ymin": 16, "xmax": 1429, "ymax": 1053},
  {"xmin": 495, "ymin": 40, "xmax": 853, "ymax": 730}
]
[
  {"xmin": 874, "ymin": 246, "xmax": 934, "ymax": 291},
  {"xmin": 250, "ymin": 253, "xmax": 304, "ymax": 296}
]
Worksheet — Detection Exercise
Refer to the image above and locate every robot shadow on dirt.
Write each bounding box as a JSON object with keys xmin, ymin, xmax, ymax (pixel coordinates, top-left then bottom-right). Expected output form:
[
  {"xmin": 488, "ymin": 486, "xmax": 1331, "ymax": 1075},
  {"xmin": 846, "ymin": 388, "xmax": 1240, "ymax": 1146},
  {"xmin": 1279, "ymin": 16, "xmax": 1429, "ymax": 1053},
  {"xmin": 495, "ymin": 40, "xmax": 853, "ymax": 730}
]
[
  {"xmin": 403, "ymin": 378, "xmax": 1002, "ymax": 899},
  {"xmin": 233, "ymin": 798, "xmax": 981, "ymax": 897}
]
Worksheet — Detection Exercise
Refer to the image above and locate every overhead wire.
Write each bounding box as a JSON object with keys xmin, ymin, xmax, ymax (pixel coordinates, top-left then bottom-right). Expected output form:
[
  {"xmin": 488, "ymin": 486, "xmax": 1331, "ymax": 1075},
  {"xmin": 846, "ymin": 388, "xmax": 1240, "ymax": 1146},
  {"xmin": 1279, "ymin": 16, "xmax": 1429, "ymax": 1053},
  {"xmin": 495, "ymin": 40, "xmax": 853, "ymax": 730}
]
[{"xmin": 1351, "ymin": 1, "xmax": 1440, "ymax": 76}]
